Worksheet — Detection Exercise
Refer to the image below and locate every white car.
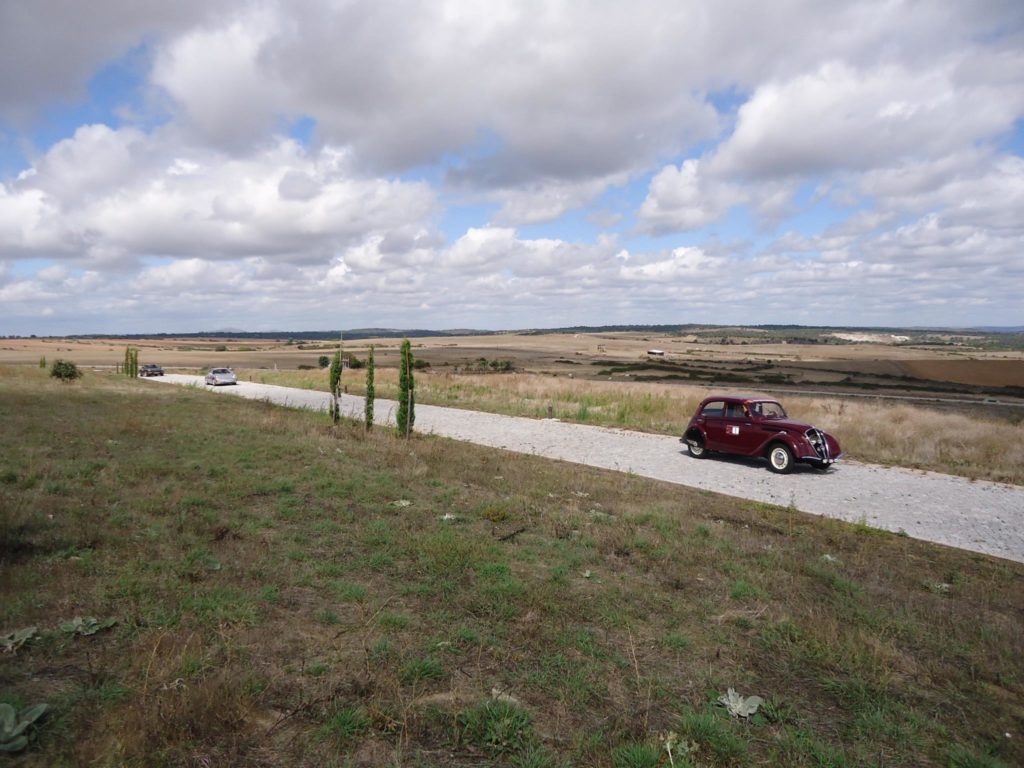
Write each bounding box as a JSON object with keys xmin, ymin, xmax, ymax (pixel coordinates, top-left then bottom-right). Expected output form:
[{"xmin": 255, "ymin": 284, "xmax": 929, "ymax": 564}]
[{"xmin": 205, "ymin": 368, "xmax": 237, "ymax": 386}]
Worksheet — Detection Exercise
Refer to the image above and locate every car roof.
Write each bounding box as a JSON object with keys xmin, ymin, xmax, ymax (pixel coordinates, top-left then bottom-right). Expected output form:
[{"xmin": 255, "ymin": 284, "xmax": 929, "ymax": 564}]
[{"xmin": 701, "ymin": 394, "xmax": 773, "ymax": 403}]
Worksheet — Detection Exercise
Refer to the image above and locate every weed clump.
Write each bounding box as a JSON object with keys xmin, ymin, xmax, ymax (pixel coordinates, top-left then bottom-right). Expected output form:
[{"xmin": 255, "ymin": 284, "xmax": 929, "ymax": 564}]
[{"xmin": 458, "ymin": 700, "xmax": 533, "ymax": 755}]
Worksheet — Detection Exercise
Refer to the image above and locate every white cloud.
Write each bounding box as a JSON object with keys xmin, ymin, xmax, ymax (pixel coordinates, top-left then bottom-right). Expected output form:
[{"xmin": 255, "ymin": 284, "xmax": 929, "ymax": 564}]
[
  {"xmin": 0, "ymin": 127, "xmax": 437, "ymax": 264},
  {"xmin": 152, "ymin": 12, "xmax": 284, "ymax": 150},
  {"xmin": 638, "ymin": 160, "xmax": 745, "ymax": 233},
  {"xmin": 712, "ymin": 57, "xmax": 1024, "ymax": 179}
]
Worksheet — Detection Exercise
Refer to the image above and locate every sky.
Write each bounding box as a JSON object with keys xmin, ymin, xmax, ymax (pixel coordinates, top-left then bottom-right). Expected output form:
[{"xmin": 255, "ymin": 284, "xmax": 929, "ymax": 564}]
[{"xmin": 1, "ymin": 0, "xmax": 1022, "ymax": 335}]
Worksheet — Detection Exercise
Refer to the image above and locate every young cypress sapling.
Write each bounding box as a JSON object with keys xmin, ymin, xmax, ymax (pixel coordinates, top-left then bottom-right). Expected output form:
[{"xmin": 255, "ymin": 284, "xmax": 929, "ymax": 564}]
[
  {"xmin": 364, "ymin": 346, "xmax": 375, "ymax": 430},
  {"xmin": 397, "ymin": 338, "xmax": 415, "ymax": 436},
  {"xmin": 329, "ymin": 348, "xmax": 343, "ymax": 423}
]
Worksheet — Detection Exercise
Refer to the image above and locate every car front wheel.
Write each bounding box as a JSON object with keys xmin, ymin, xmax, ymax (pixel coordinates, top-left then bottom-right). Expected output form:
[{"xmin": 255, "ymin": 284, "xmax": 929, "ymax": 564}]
[{"xmin": 767, "ymin": 443, "xmax": 794, "ymax": 474}]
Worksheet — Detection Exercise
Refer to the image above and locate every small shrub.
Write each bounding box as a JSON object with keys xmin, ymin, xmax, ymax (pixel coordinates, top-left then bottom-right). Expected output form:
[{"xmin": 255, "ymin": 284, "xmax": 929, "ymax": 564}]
[
  {"xmin": 50, "ymin": 359, "xmax": 81, "ymax": 382},
  {"xmin": 317, "ymin": 355, "xmax": 330, "ymax": 368}
]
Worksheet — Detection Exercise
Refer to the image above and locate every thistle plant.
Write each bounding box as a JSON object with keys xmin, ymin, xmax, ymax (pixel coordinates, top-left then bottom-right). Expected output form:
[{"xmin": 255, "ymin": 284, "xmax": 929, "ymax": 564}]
[
  {"xmin": 59, "ymin": 616, "xmax": 117, "ymax": 637},
  {"xmin": 0, "ymin": 702, "xmax": 48, "ymax": 753},
  {"xmin": 718, "ymin": 688, "xmax": 763, "ymax": 718},
  {"xmin": 0, "ymin": 627, "xmax": 37, "ymax": 654}
]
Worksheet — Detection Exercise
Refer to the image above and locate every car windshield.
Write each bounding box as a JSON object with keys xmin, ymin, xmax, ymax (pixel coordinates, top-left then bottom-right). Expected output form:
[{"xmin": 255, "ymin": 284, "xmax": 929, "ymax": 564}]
[
  {"xmin": 752, "ymin": 401, "xmax": 787, "ymax": 419},
  {"xmin": 212, "ymin": 369, "xmax": 231, "ymax": 374}
]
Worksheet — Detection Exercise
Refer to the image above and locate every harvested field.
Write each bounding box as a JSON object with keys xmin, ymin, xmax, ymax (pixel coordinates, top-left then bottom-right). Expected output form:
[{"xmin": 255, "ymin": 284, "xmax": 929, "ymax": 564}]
[{"xmin": 901, "ymin": 359, "xmax": 1024, "ymax": 388}]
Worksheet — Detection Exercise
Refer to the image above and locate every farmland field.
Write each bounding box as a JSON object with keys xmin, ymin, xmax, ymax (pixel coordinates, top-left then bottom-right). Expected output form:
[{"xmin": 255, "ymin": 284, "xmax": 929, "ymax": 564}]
[{"xmin": 1, "ymin": 366, "xmax": 1022, "ymax": 766}]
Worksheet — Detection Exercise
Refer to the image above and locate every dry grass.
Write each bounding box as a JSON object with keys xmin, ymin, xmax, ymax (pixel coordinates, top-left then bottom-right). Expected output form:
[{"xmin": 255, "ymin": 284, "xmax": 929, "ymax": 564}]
[{"xmin": 2, "ymin": 366, "xmax": 1022, "ymax": 767}]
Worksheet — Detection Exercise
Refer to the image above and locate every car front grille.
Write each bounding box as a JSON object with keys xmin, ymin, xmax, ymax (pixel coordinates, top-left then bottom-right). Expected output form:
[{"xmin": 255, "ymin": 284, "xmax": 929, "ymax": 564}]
[{"xmin": 805, "ymin": 428, "xmax": 831, "ymax": 461}]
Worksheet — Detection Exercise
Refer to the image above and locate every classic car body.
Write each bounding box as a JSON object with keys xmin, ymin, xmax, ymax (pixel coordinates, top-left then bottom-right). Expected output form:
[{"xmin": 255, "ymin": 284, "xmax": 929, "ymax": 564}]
[{"xmin": 681, "ymin": 395, "xmax": 842, "ymax": 474}]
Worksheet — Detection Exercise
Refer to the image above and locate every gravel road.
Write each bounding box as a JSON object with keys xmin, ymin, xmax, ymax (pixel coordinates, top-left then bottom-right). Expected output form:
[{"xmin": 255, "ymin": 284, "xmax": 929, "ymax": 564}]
[{"xmin": 149, "ymin": 375, "xmax": 1024, "ymax": 564}]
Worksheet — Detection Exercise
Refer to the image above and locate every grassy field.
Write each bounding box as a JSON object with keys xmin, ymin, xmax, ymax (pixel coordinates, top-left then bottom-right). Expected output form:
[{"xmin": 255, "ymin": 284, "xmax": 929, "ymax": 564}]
[
  {"xmin": 2, "ymin": 366, "xmax": 1022, "ymax": 767},
  {"xmin": 238, "ymin": 366, "xmax": 1024, "ymax": 485}
]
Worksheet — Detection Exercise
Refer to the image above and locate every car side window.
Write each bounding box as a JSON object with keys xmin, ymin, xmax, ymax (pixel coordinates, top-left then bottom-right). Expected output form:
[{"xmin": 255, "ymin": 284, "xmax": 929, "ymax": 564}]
[
  {"xmin": 725, "ymin": 403, "xmax": 746, "ymax": 419},
  {"xmin": 701, "ymin": 401, "xmax": 725, "ymax": 417}
]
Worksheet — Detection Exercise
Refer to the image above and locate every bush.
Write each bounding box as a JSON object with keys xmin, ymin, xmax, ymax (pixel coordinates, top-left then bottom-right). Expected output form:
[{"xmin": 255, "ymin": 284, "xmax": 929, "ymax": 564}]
[
  {"xmin": 413, "ymin": 358, "xmax": 430, "ymax": 370},
  {"xmin": 317, "ymin": 355, "xmax": 330, "ymax": 368},
  {"xmin": 50, "ymin": 360, "xmax": 81, "ymax": 382}
]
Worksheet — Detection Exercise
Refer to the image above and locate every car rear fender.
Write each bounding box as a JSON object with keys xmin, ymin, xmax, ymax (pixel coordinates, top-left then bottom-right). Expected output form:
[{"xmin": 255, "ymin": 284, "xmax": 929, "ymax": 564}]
[{"xmin": 682, "ymin": 426, "xmax": 705, "ymax": 446}]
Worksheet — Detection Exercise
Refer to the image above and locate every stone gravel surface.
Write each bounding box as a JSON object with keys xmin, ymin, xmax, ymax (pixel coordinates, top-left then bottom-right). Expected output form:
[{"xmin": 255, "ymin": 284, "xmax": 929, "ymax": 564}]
[{"xmin": 150, "ymin": 374, "xmax": 1024, "ymax": 564}]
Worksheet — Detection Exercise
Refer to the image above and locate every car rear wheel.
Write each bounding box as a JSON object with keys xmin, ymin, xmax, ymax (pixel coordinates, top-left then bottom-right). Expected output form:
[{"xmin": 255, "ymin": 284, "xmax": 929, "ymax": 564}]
[
  {"xmin": 767, "ymin": 443, "xmax": 794, "ymax": 474},
  {"xmin": 687, "ymin": 435, "xmax": 706, "ymax": 459}
]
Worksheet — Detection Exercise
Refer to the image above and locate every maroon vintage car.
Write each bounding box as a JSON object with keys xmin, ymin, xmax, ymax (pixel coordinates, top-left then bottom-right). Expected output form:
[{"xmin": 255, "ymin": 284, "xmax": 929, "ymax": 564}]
[{"xmin": 681, "ymin": 395, "xmax": 842, "ymax": 474}]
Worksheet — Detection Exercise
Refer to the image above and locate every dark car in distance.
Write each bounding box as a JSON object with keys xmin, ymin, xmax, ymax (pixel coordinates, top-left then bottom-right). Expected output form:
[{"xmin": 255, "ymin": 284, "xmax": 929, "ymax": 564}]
[
  {"xmin": 139, "ymin": 364, "xmax": 164, "ymax": 377},
  {"xmin": 682, "ymin": 395, "xmax": 842, "ymax": 474}
]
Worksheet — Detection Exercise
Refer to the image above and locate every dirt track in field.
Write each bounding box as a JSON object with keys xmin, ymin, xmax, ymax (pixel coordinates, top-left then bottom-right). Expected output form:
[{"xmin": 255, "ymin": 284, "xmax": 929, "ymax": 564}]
[{"xmin": 147, "ymin": 375, "xmax": 1024, "ymax": 564}]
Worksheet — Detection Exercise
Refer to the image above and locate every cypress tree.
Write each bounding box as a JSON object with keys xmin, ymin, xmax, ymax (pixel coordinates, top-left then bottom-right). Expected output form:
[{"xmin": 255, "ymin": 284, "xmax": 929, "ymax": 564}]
[
  {"xmin": 364, "ymin": 346, "xmax": 375, "ymax": 431},
  {"xmin": 397, "ymin": 338, "xmax": 415, "ymax": 436},
  {"xmin": 329, "ymin": 348, "xmax": 343, "ymax": 423}
]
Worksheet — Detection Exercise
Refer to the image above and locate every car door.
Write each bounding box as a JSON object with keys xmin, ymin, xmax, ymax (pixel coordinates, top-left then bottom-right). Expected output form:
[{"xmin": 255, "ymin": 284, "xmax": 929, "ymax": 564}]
[
  {"xmin": 731, "ymin": 403, "xmax": 771, "ymax": 455},
  {"xmin": 716, "ymin": 402, "xmax": 758, "ymax": 455}
]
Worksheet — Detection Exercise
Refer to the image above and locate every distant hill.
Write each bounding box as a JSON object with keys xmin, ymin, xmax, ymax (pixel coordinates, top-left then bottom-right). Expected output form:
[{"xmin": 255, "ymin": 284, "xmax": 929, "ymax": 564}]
[{"xmin": 47, "ymin": 322, "xmax": 1024, "ymax": 341}]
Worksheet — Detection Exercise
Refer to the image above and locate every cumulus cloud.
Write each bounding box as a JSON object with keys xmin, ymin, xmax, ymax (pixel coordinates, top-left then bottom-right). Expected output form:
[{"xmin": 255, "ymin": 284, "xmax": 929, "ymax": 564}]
[
  {"xmin": 711, "ymin": 58, "xmax": 1024, "ymax": 179},
  {"xmin": 0, "ymin": 126, "xmax": 436, "ymax": 265},
  {"xmin": 638, "ymin": 160, "xmax": 744, "ymax": 233}
]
